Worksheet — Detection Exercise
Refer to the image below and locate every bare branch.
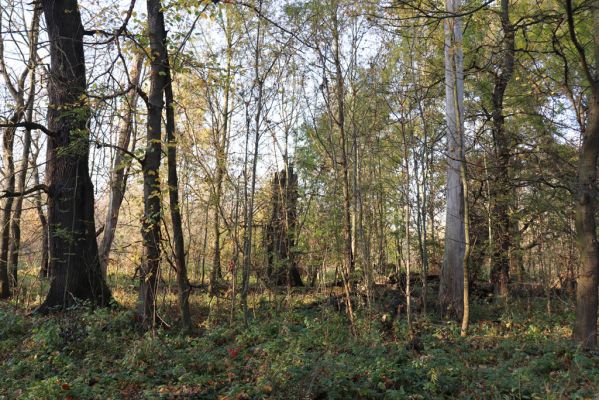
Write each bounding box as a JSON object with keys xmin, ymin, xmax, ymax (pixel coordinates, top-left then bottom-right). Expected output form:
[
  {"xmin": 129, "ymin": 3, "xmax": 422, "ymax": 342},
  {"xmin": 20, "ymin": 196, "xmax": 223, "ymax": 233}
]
[
  {"xmin": 0, "ymin": 183, "xmax": 48, "ymax": 199},
  {"xmin": 0, "ymin": 121, "xmax": 55, "ymax": 136}
]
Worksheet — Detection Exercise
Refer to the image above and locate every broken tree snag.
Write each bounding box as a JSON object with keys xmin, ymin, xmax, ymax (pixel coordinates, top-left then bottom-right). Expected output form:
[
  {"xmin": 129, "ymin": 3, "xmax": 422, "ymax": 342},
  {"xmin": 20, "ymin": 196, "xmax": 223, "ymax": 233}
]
[{"xmin": 265, "ymin": 165, "xmax": 303, "ymax": 287}]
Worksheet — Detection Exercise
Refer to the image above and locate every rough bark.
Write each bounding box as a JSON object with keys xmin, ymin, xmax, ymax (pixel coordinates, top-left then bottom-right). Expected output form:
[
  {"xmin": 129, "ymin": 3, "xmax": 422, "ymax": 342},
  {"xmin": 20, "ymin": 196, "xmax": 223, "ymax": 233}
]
[
  {"xmin": 265, "ymin": 166, "xmax": 303, "ymax": 287},
  {"xmin": 574, "ymin": 93, "xmax": 599, "ymax": 349},
  {"xmin": 99, "ymin": 55, "xmax": 142, "ymax": 279},
  {"xmin": 137, "ymin": 0, "xmax": 168, "ymax": 327},
  {"xmin": 439, "ymin": 0, "xmax": 465, "ymax": 317},
  {"xmin": 38, "ymin": 0, "xmax": 111, "ymax": 311},
  {"xmin": 568, "ymin": 0, "xmax": 599, "ymax": 349},
  {"xmin": 489, "ymin": 0, "xmax": 515, "ymax": 297}
]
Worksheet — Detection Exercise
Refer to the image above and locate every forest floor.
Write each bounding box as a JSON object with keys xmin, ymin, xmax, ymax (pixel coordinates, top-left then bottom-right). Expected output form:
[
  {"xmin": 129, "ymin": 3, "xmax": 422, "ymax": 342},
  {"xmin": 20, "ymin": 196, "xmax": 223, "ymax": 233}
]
[{"xmin": 1, "ymin": 274, "xmax": 598, "ymax": 399}]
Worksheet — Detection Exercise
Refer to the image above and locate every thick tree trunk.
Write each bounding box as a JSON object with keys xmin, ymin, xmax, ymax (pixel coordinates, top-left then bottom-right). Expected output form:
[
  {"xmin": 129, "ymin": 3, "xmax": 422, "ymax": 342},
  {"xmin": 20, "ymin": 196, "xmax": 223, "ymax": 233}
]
[
  {"xmin": 137, "ymin": 0, "xmax": 168, "ymax": 327},
  {"xmin": 99, "ymin": 55, "xmax": 142, "ymax": 279},
  {"xmin": 38, "ymin": 0, "xmax": 111, "ymax": 311},
  {"xmin": 574, "ymin": 93, "xmax": 599, "ymax": 348},
  {"xmin": 266, "ymin": 167, "xmax": 303, "ymax": 287},
  {"xmin": 439, "ymin": 0, "xmax": 465, "ymax": 317},
  {"xmin": 489, "ymin": 0, "xmax": 515, "ymax": 297},
  {"xmin": 568, "ymin": 0, "xmax": 599, "ymax": 349}
]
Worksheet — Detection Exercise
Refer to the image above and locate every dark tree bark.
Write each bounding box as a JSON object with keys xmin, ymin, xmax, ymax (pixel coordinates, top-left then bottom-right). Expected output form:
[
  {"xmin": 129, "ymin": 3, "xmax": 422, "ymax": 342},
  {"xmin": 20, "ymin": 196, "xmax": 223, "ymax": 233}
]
[
  {"xmin": 574, "ymin": 92, "xmax": 599, "ymax": 349},
  {"xmin": 99, "ymin": 55, "xmax": 143, "ymax": 279},
  {"xmin": 566, "ymin": 0, "xmax": 599, "ymax": 349},
  {"xmin": 164, "ymin": 52, "xmax": 192, "ymax": 331},
  {"xmin": 137, "ymin": 0, "xmax": 168, "ymax": 327},
  {"xmin": 265, "ymin": 166, "xmax": 303, "ymax": 287},
  {"xmin": 489, "ymin": 0, "xmax": 515, "ymax": 297},
  {"xmin": 38, "ymin": 0, "xmax": 111, "ymax": 311}
]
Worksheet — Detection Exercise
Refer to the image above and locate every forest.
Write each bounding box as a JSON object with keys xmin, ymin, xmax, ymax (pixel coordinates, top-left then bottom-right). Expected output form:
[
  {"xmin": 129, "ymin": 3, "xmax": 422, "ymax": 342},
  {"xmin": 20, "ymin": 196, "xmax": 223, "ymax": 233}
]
[{"xmin": 0, "ymin": 0, "xmax": 598, "ymax": 398}]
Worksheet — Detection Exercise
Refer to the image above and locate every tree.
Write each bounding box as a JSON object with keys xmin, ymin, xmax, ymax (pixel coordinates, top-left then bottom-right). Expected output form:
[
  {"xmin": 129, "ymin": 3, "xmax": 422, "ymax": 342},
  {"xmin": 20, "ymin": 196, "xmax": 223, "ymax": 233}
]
[
  {"xmin": 164, "ymin": 49, "xmax": 192, "ymax": 331},
  {"xmin": 37, "ymin": 0, "xmax": 111, "ymax": 311},
  {"xmin": 209, "ymin": 7, "xmax": 235, "ymax": 295},
  {"xmin": 137, "ymin": 0, "xmax": 169, "ymax": 327},
  {"xmin": 241, "ymin": 0, "xmax": 267, "ymax": 324},
  {"xmin": 99, "ymin": 54, "xmax": 143, "ymax": 278},
  {"xmin": 265, "ymin": 166, "xmax": 303, "ymax": 286},
  {"xmin": 488, "ymin": 0, "xmax": 516, "ymax": 297},
  {"xmin": 0, "ymin": 0, "xmax": 41, "ymax": 297},
  {"xmin": 439, "ymin": 0, "xmax": 466, "ymax": 316},
  {"xmin": 566, "ymin": 0, "xmax": 599, "ymax": 349},
  {"xmin": 9, "ymin": 5, "xmax": 42, "ymax": 289}
]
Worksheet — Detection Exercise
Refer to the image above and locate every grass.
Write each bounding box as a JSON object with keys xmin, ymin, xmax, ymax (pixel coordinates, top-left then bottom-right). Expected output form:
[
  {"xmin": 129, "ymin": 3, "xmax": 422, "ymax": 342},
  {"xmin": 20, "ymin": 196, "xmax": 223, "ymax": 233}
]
[{"xmin": 0, "ymin": 267, "xmax": 598, "ymax": 399}]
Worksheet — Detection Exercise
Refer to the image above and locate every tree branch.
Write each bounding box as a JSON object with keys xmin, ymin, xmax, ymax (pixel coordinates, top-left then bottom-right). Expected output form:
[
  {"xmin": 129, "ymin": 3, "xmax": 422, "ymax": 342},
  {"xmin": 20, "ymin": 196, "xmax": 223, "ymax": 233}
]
[
  {"xmin": 565, "ymin": 0, "xmax": 598, "ymax": 94},
  {"xmin": 83, "ymin": 0, "xmax": 137, "ymax": 45},
  {"xmin": 0, "ymin": 183, "xmax": 48, "ymax": 199},
  {"xmin": 0, "ymin": 121, "xmax": 55, "ymax": 136},
  {"xmin": 92, "ymin": 140, "xmax": 144, "ymax": 165}
]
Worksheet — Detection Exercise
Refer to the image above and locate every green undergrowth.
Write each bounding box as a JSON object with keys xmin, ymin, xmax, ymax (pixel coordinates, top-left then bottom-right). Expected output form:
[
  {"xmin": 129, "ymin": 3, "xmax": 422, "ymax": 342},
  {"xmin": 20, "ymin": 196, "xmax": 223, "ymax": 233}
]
[{"xmin": 0, "ymin": 298, "xmax": 597, "ymax": 399}]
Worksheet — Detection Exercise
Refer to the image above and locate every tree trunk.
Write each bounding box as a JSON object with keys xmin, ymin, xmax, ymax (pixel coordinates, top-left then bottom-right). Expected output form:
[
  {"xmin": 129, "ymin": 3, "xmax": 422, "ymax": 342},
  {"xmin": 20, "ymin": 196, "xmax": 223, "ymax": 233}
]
[
  {"xmin": 0, "ymin": 123, "xmax": 16, "ymax": 298},
  {"xmin": 0, "ymin": 1, "xmax": 14, "ymax": 298},
  {"xmin": 9, "ymin": 108, "xmax": 34, "ymax": 289},
  {"xmin": 439, "ymin": 0, "xmax": 465, "ymax": 317},
  {"xmin": 99, "ymin": 55, "xmax": 143, "ymax": 279},
  {"xmin": 489, "ymin": 0, "xmax": 515, "ymax": 297},
  {"xmin": 568, "ymin": 0, "xmax": 599, "ymax": 349},
  {"xmin": 8, "ymin": 2, "xmax": 41, "ymax": 290},
  {"xmin": 574, "ymin": 94, "xmax": 599, "ymax": 349},
  {"xmin": 164, "ymin": 51, "xmax": 192, "ymax": 331},
  {"xmin": 266, "ymin": 166, "xmax": 303, "ymax": 287},
  {"xmin": 331, "ymin": 3, "xmax": 356, "ymax": 333},
  {"xmin": 460, "ymin": 159, "xmax": 471, "ymax": 336},
  {"xmin": 38, "ymin": 0, "xmax": 111, "ymax": 311},
  {"xmin": 210, "ymin": 11, "xmax": 233, "ymax": 295},
  {"xmin": 137, "ymin": 0, "xmax": 168, "ymax": 327},
  {"xmin": 32, "ymin": 138, "xmax": 49, "ymax": 277},
  {"xmin": 241, "ymin": 3, "xmax": 264, "ymax": 324}
]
